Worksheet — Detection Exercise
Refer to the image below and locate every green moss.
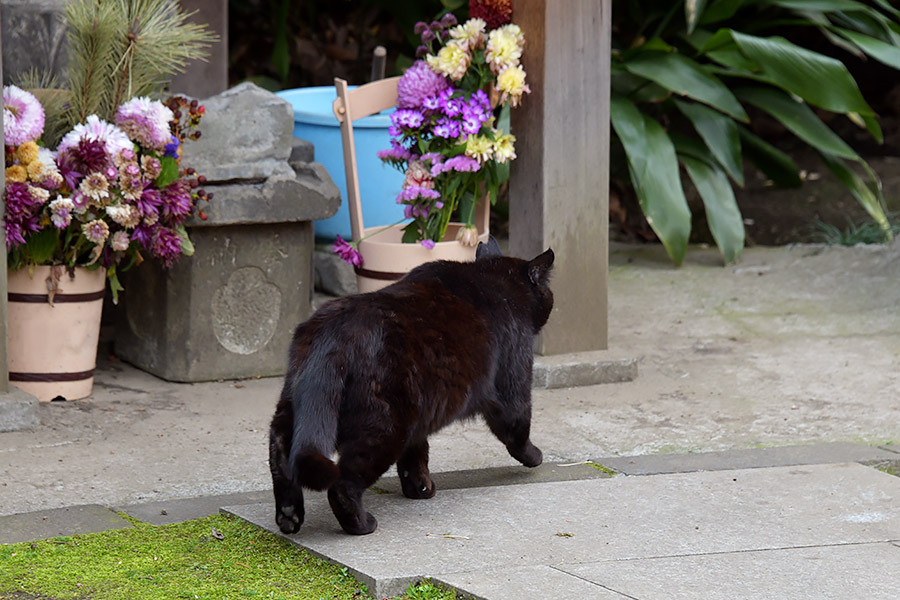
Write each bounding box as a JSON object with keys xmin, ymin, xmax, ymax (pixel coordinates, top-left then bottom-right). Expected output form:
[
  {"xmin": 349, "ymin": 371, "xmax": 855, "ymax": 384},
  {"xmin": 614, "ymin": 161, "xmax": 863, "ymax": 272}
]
[
  {"xmin": 586, "ymin": 462, "xmax": 619, "ymax": 476},
  {"xmin": 0, "ymin": 514, "xmax": 376, "ymax": 600}
]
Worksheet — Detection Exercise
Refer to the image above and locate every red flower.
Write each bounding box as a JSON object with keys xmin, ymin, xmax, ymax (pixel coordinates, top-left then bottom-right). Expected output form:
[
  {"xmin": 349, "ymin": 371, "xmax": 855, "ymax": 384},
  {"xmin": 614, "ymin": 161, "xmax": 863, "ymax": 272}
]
[{"xmin": 470, "ymin": 0, "xmax": 513, "ymax": 29}]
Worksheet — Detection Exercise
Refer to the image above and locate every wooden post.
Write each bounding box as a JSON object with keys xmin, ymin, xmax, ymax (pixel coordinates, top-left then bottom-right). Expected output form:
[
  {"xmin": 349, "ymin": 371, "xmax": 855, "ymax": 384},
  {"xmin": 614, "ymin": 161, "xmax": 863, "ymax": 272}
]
[
  {"xmin": 170, "ymin": 0, "xmax": 228, "ymax": 98},
  {"xmin": 509, "ymin": 0, "xmax": 611, "ymax": 355}
]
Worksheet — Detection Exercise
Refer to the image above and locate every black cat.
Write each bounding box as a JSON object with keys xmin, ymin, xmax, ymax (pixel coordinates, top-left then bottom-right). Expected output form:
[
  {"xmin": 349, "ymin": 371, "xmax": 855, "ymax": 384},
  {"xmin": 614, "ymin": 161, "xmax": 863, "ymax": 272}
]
[{"xmin": 268, "ymin": 241, "xmax": 554, "ymax": 535}]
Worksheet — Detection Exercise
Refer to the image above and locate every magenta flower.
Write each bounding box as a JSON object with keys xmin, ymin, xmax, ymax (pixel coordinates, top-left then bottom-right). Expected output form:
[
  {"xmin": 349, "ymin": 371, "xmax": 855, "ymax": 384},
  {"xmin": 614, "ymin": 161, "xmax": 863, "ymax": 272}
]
[
  {"xmin": 58, "ymin": 115, "xmax": 133, "ymax": 169},
  {"xmin": 421, "ymin": 239, "xmax": 435, "ymax": 249},
  {"xmin": 396, "ymin": 186, "xmax": 441, "ymax": 203},
  {"xmin": 3, "ymin": 182, "xmax": 44, "ymax": 248},
  {"xmin": 151, "ymin": 226, "xmax": 183, "ymax": 267},
  {"xmin": 333, "ymin": 235, "xmax": 363, "ymax": 268},
  {"xmin": 160, "ymin": 179, "xmax": 193, "ymax": 223},
  {"xmin": 3, "ymin": 85, "xmax": 44, "ymax": 146},
  {"xmin": 397, "ymin": 60, "xmax": 451, "ymax": 109}
]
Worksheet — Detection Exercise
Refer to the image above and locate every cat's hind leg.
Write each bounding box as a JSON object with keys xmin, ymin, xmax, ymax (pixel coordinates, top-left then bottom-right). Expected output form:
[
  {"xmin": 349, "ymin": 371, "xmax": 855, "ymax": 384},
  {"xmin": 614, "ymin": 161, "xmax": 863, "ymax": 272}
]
[
  {"xmin": 328, "ymin": 438, "xmax": 399, "ymax": 535},
  {"xmin": 269, "ymin": 402, "xmax": 305, "ymax": 534},
  {"xmin": 397, "ymin": 439, "xmax": 436, "ymax": 499},
  {"xmin": 483, "ymin": 405, "xmax": 543, "ymax": 468}
]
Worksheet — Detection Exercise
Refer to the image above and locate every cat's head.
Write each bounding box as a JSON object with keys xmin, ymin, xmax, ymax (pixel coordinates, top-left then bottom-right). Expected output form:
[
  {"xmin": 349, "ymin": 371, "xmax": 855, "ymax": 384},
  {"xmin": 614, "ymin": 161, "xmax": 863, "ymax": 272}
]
[{"xmin": 526, "ymin": 249, "xmax": 555, "ymax": 330}]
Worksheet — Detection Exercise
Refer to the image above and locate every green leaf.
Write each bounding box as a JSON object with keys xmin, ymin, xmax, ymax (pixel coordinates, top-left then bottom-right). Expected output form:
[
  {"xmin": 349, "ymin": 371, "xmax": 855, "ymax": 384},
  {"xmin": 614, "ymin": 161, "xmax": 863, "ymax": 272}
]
[
  {"xmin": 623, "ymin": 51, "xmax": 749, "ymax": 121},
  {"xmin": 21, "ymin": 228, "xmax": 59, "ymax": 265},
  {"xmin": 834, "ymin": 28, "xmax": 900, "ymax": 70},
  {"xmin": 107, "ymin": 265, "xmax": 123, "ymax": 305},
  {"xmin": 674, "ymin": 99, "xmax": 744, "ymax": 185},
  {"xmin": 734, "ymin": 87, "xmax": 859, "ymax": 160},
  {"xmin": 767, "ymin": 0, "xmax": 870, "ymax": 11},
  {"xmin": 680, "ymin": 155, "xmax": 745, "ymax": 264},
  {"xmin": 686, "ymin": 0, "xmax": 709, "ymax": 35},
  {"xmin": 861, "ymin": 113, "xmax": 884, "ymax": 144},
  {"xmin": 729, "ymin": 31, "xmax": 875, "ymax": 116},
  {"xmin": 737, "ymin": 126, "xmax": 803, "ymax": 187},
  {"xmin": 699, "ymin": 0, "xmax": 747, "ymax": 25},
  {"xmin": 155, "ymin": 156, "xmax": 180, "ymax": 189},
  {"xmin": 174, "ymin": 224, "xmax": 194, "ymax": 257},
  {"xmin": 819, "ymin": 153, "xmax": 890, "ymax": 236},
  {"xmin": 872, "ymin": 0, "xmax": 900, "ymax": 20},
  {"xmin": 401, "ymin": 222, "xmax": 419, "ymax": 244},
  {"xmin": 610, "ymin": 94, "xmax": 692, "ymax": 266}
]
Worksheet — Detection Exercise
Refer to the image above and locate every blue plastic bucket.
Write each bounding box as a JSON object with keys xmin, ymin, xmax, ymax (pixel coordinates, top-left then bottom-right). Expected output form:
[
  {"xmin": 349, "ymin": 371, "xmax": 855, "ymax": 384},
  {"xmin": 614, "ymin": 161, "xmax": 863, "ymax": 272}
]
[{"xmin": 277, "ymin": 87, "xmax": 405, "ymax": 241}]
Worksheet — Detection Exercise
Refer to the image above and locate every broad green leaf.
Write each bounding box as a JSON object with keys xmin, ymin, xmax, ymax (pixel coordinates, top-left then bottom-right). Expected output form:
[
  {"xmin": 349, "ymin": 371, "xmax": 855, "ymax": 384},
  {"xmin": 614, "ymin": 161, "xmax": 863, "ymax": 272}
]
[
  {"xmin": 21, "ymin": 228, "xmax": 59, "ymax": 265},
  {"xmin": 699, "ymin": 0, "xmax": 746, "ymax": 25},
  {"xmin": 737, "ymin": 126, "xmax": 803, "ymax": 187},
  {"xmin": 610, "ymin": 94, "xmax": 692, "ymax": 266},
  {"xmin": 730, "ymin": 31, "xmax": 875, "ymax": 116},
  {"xmin": 611, "ymin": 71, "xmax": 670, "ymax": 102},
  {"xmin": 735, "ymin": 87, "xmax": 858, "ymax": 160},
  {"xmin": 768, "ymin": 0, "xmax": 870, "ymax": 11},
  {"xmin": 861, "ymin": 113, "xmax": 884, "ymax": 144},
  {"xmin": 835, "ymin": 28, "xmax": 900, "ymax": 70},
  {"xmin": 623, "ymin": 51, "xmax": 748, "ymax": 121},
  {"xmin": 674, "ymin": 99, "xmax": 744, "ymax": 185},
  {"xmin": 819, "ymin": 153, "xmax": 890, "ymax": 235},
  {"xmin": 155, "ymin": 155, "xmax": 180, "ymax": 189},
  {"xmin": 872, "ymin": 0, "xmax": 900, "ymax": 20},
  {"xmin": 685, "ymin": 0, "xmax": 709, "ymax": 35},
  {"xmin": 680, "ymin": 155, "xmax": 745, "ymax": 264}
]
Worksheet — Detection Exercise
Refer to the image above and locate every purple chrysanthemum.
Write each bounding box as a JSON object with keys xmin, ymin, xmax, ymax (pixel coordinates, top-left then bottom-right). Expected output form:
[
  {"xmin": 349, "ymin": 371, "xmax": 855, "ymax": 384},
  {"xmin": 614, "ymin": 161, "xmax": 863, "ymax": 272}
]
[
  {"xmin": 3, "ymin": 181, "xmax": 44, "ymax": 248},
  {"xmin": 397, "ymin": 60, "xmax": 451, "ymax": 109},
  {"xmin": 333, "ymin": 235, "xmax": 363, "ymax": 268},
  {"xmin": 3, "ymin": 85, "xmax": 45, "ymax": 146},
  {"xmin": 135, "ymin": 186, "xmax": 163, "ymax": 220},
  {"xmin": 160, "ymin": 179, "xmax": 193, "ymax": 223},
  {"xmin": 131, "ymin": 224, "xmax": 154, "ymax": 248},
  {"xmin": 150, "ymin": 226, "xmax": 183, "ymax": 267},
  {"xmin": 115, "ymin": 97, "xmax": 175, "ymax": 151}
]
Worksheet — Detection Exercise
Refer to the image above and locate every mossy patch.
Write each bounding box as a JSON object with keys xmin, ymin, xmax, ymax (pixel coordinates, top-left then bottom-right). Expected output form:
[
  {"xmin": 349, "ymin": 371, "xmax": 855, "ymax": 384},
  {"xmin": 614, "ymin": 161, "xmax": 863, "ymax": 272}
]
[
  {"xmin": 0, "ymin": 514, "xmax": 453, "ymax": 600},
  {"xmin": 586, "ymin": 462, "xmax": 619, "ymax": 476}
]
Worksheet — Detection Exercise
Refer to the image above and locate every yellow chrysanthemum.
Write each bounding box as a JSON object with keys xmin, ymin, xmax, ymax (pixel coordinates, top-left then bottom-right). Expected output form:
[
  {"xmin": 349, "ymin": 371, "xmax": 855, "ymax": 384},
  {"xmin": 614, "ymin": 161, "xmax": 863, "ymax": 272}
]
[
  {"xmin": 496, "ymin": 65, "xmax": 530, "ymax": 107},
  {"xmin": 426, "ymin": 41, "xmax": 471, "ymax": 81},
  {"xmin": 493, "ymin": 133, "xmax": 517, "ymax": 163},
  {"xmin": 26, "ymin": 160, "xmax": 45, "ymax": 180},
  {"xmin": 449, "ymin": 18, "xmax": 487, "ymax": 50},
  {"xmin": 465, "ymin": 135, "xmax": 495, "ymax": 163},
  {"xmin": 5, "ymin": 165, "xmax": 27, "ymax": 182},
  {"xmin": 15, "ymin": 141, "xmax": 40, "ymax": 165},
  {"xmin": 486, "ymin": 24, "xmax": 524, "ymax": 73}
]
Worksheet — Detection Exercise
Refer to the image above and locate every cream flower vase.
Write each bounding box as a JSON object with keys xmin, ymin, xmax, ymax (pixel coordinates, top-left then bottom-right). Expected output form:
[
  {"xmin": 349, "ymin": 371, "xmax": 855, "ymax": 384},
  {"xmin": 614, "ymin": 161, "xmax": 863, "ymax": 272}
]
[{"xmin": 7, "ymin": 265, "xmax": 106, "ymax": 401}]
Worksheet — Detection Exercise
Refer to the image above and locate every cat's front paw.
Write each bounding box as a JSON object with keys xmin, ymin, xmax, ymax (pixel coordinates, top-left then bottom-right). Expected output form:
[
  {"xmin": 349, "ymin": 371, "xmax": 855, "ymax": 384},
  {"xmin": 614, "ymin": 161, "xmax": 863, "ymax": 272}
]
[
  {"xmin": 511, "ymin": 441, "xmax": 543, "ymax": 468},
  {"xmin": 276, "ymin": 504, "xmax": 302, "ymax": 534}
]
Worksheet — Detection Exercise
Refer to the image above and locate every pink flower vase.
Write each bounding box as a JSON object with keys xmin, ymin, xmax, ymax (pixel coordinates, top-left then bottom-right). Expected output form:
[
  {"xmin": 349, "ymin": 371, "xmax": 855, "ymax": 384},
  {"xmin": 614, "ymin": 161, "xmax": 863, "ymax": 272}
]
[{"xmin": 7, "ymin": 266, "xmax": 106, "ymax": 401}]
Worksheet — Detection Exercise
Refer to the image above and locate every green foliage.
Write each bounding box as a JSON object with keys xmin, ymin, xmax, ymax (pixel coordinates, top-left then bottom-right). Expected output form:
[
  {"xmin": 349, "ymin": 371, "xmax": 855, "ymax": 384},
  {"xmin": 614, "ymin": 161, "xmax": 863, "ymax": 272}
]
[
  {"xmin": 611, "ymin": 0, "xmax": 898, "ymax": 265},
  {"xmin": 63, "ymin": 0, "xmax": 216, "ymax": 128}
]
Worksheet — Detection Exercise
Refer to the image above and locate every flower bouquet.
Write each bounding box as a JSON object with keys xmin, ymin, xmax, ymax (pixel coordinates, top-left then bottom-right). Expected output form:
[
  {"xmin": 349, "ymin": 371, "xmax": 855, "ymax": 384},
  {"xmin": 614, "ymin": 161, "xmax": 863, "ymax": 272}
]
[
  {"xmin": 334, "ymin": 8, "xmax": 529, "ymax": 265},
  {"xmin": 3, "ymin": 85, "xmax": 210, "ymax": 301}
]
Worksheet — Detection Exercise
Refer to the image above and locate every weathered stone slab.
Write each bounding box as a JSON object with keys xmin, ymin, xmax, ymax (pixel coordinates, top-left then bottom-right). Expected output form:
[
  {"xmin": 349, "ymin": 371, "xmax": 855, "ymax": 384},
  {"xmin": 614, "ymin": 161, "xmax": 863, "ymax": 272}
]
[
  {"xmin": 1, "ymin": 0, "xmax": 69, "ymax": 85},
  {"xmin": 0, "ymin": 504, "xmax": 131, "ymax": 544},
  {"xmin": 561, "ymin": 543, "xmax": 900, "ymax": 600},
  {"xmin": 597, "ymin": 442, "xmax": 900, "ymax": 476},
  {"xmin": 224, "ymin": 463, "xmax": 900, "ymax": 598},
  {"xmin": 185, "ymin": 167, "xmax": 340, "ymax": 227},
  {"xmin": 435, "ymin": 566, "xmax": 625, "ymax": 600},
  {"xmin": 181, "ymin": 82, "xmax": 296, "ymax": 182},
  {"xmin": 533, "ymin": 351, "xmax": 637, "ymax": 388},
  {"xmin": 119, "ymin": 490, "xmax": 271, "ymax": 526},
  {"xmin": 0, "ymin": 388, "xmax": 38, "ymax": 432}
]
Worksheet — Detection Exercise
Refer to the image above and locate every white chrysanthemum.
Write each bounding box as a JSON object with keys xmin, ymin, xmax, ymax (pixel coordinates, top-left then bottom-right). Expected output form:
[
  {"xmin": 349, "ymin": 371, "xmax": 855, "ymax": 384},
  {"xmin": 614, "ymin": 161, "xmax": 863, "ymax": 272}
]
[
  {"xmin": 110, "ymin": 230, "xmax": 130, "ymax": 252},
  {"xmin": 496, "ymin": 65, "xmax": 530, "ymax": 107},
  {"xmin": 105, "ymin": 204, "xmax": 142, "ymax": 228},
  {"xmin": 486, "ymin": 24, "xmax": 524, "ymax": 73},
  {"xmin": 449, "ymin": 18, "xmax": 487, "ymax": 50},
  {"xmin": 49, "ymin": 196, "xmax": 75, "ymax": 228},
  {"xmin": 58, "ymin": 115, "xmax": 134, "ymax": 164},
  {"xmin": 492, "ymin": 132, "xmax": 517, "ymax": 163},
  {"xmin": 426, "ymin": 41, "xmax": 471, "ymax": 81}
]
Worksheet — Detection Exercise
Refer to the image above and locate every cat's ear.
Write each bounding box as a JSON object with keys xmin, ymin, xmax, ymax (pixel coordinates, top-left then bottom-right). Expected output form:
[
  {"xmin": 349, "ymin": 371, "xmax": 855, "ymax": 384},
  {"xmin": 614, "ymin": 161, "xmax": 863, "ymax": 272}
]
[
  {"xmin": 528, "ymin": 248, "xmax": 554, "ymax": 285},
  {"xmin": 476, "ymin": 235, "xmax": 503, "ymax": 260}
]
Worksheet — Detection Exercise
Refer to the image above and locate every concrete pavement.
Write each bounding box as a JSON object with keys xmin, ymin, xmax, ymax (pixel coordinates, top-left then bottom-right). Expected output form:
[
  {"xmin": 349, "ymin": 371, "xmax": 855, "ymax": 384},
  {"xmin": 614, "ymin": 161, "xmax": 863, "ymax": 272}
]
[{"xmin": 1, "ymin": 241, "xmax": 900, "ymax": 598}]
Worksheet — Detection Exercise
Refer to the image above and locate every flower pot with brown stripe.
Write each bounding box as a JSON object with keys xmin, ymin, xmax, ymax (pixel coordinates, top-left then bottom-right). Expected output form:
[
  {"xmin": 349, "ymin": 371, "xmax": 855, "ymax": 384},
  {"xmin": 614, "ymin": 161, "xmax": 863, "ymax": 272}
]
[{"xmin": 7, "ymin": 266, "xmax": 106, "ymax": 401}]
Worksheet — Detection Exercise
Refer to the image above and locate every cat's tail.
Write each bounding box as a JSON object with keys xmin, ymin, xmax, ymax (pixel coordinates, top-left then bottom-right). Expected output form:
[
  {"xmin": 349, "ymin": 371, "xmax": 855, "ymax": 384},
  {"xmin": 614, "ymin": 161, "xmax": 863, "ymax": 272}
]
[{"xmin": 286, "ymin": 343, "xmax": 342, "ymax": 491}]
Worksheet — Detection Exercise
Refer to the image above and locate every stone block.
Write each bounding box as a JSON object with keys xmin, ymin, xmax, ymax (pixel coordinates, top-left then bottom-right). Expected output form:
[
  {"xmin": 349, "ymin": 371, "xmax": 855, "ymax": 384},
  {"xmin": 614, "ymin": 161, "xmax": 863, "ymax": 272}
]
[
  {"xmin": 1, "ymin": 0, "xmax": 69, "ymax": 84},
  {"xmin": 0, "ymin": 504, "xmax": 132, "ymax": 544},
  {"xmin": 114, "ymin": 221, "xmax": 314, "ymax": 382},
  {"xmin": 314, "ymin": 248, "xmax": 357, "ymax": 297},
  {"xmin": 181, "ymin": 82, "xmax": 296, "ymax": 182},
  {"xmin": 532, "ymin": 351, "xmax": 637, "ymax": 388}
]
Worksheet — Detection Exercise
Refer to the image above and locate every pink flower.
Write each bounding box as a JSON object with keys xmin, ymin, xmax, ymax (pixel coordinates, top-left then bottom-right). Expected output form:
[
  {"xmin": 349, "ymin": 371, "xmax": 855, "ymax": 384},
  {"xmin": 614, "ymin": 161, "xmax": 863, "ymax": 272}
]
[
  {"xmin": 333, "ymin": 235, "xmax": 363, "ymax": 268},
  {"xmin": 116, "ymin": 97, "xmax": 175, "ymax": 151},
  {"xmin": 421, "ymin": 239, "xmax": 436, "ymax": 249},
  {"xmin": 3, "ymin": 85, "xmax": 44, "ymax": 146},
  {"xmin": 397, "ymin": 60, "xmax": 451, "ymax": 109}
]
